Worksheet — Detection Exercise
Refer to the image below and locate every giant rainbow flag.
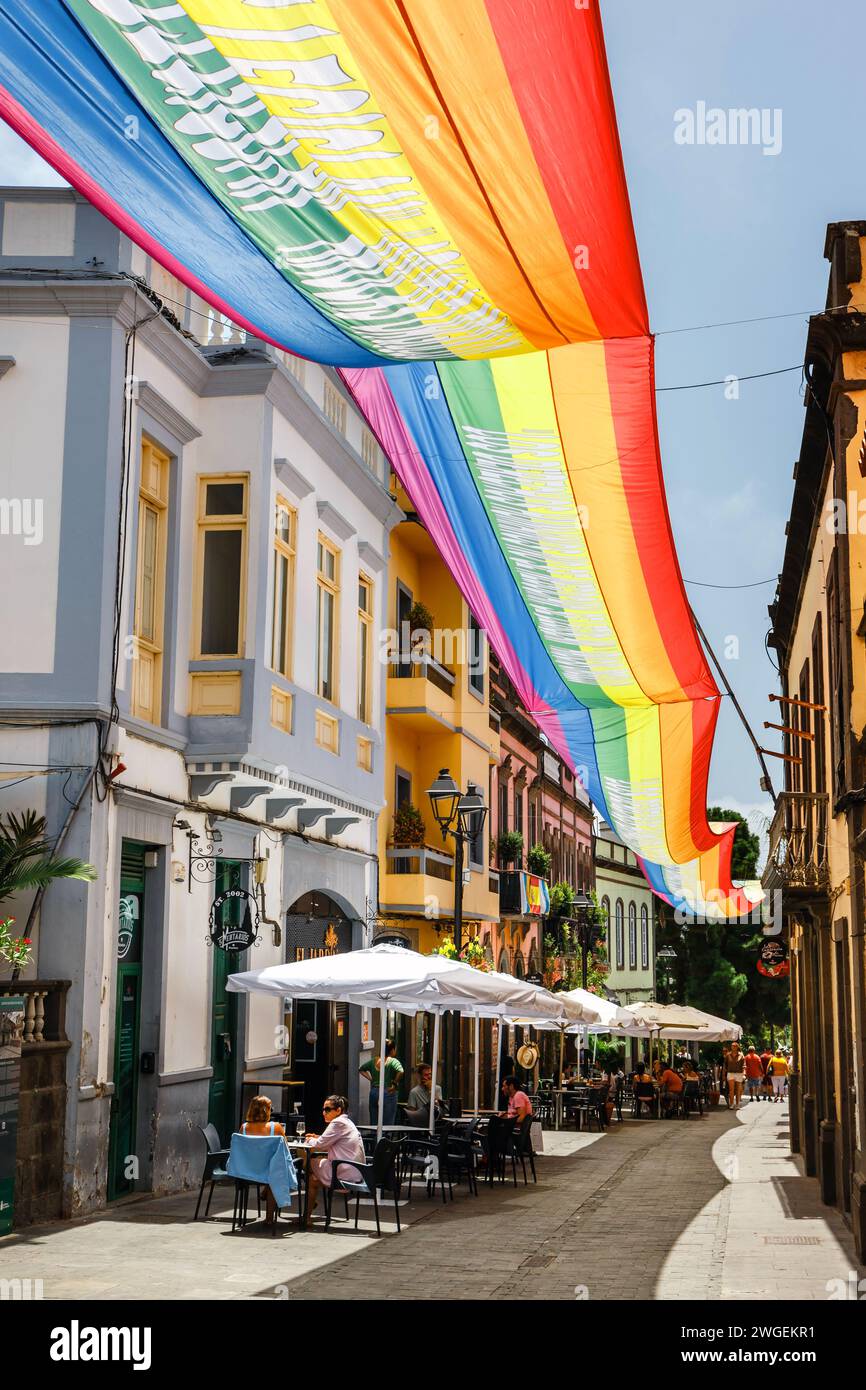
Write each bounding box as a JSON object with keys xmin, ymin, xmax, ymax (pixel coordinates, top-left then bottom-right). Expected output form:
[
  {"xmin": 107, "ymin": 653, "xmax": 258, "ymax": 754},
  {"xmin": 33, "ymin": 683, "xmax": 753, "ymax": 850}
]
[{"xmin": 0, "ymin": 0, "xmax": 763, "ymax": 918}]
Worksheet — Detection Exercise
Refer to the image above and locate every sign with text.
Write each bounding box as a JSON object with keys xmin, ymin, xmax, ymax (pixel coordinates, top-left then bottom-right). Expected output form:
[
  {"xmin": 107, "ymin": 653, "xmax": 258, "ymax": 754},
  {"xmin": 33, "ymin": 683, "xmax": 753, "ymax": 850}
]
[{"xmin": 0, "ymin": 996, "xmax": 24, "ymax": 1235}]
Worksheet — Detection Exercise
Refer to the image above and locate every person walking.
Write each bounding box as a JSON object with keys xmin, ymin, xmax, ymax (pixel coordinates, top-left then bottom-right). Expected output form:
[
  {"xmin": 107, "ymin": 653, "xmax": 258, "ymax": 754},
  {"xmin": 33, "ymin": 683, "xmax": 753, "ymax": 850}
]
[
  {"xmin": 743, "ymin": 1046, "xmax": 765, "ymax": 1102},
  {"xmin": 759, "ymin": 1045, "xmax": 773, "ymax": 1100},
  {"xmin": 726, "ymin": 1042, "xmax": 745, "ymax": 1107},
  {"xmin": 359, "ymin": 1038, "xmax": 404, "ymax": 1126},
  {"xmin": 767, "ymin": 1048, "xmax": 789, "ymax": 1102}
]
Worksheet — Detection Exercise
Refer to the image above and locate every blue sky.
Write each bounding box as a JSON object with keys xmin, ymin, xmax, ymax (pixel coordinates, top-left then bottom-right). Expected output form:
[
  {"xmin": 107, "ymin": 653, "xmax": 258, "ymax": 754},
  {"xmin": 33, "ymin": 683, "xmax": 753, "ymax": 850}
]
[{"xmin": 1, "ymin": 0, "xmax": 858, "ymax": 850}]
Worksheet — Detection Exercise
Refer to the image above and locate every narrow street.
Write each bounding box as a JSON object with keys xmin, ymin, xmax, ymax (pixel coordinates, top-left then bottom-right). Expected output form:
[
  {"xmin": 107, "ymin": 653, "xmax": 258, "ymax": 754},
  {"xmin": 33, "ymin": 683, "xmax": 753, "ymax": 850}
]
[{"xmin": 4, "ymin": 1101, "xmax": 861, "ymax": 1302}]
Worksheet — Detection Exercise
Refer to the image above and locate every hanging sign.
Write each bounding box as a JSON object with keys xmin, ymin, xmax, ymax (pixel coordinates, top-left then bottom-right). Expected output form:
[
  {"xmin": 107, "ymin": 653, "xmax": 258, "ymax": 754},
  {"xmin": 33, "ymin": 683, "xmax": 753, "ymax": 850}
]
[
  {"xmin": 757, "ymin": 938, "xmax": 789, "ymax": 978},
  {"xmin": 208, "ymin": 888, "xmax": 260, "ymax": 953}
]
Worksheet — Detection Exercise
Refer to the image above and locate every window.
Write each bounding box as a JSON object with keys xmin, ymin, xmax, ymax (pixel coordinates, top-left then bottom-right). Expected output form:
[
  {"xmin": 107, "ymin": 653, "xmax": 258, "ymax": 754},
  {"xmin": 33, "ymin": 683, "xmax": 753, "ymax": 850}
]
[
  {"xmin": 132, "ymin": 439, "xmax": 170, "ymax": 724},
  {"xmin": 271, "ymin": 495, "xmax": 296, "ymax": 678},
  {"xmin": 195, "ymin": 475, "xmax": 247, "ymax": 657},
  {"xmin": 640, "ymin": 904, "xmax": 649, "ymax": 970},
  {"xmin": 498, "ymin": 777, "xmax": 509, "ymax": 834},
  {"xmin": 357, "ymin": 574, "xmax": 373, "ymax": 724},
  {"xmin": 395, "ymin": 768, "xmax": 412, "ymax": 809},
  {"xmin": 628, "ymin": 902, "xmax": 637, "ymax": 970},
  {"xmin": 323, "ymin": 378, "xmax": 347, "ymax": 434},
  {"xmin": 514, "ymin": 786, "xmax": 524, "ymax": 840},
  {"xmin": 601, "ymin": 897, "xmax": 610, "ymax": 944},
  {"xmin": 812, "ymin": 613, "xmax": 826, "ymax": 794},
  {"xmin": 528, "ymin": 798, "xmax": 539, "ymax": 848},
  {"xmin": 316, "ymin": 535, "xmax": 340, "ymax": 703},
  {"xmin": 615, "ymin": 900, "xmax": 624, "ymax": 970},
  {"xmin": 468, "ymin": 610, "xmax": 485, "ymax": 698}
]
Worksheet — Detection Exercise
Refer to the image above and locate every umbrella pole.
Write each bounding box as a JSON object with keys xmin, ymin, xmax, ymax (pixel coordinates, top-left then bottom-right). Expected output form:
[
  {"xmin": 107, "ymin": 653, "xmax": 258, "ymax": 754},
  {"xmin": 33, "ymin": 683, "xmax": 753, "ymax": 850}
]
[
  {"xmin": 377, "ymin": 1006, "xmax": 387, "ymax": 1142},
  {"xmin": 557, "ymin": 1026, "xmax": 565, "ymax": 1131},
  {"xmin": 494, "ymin": 1024, "xmax": 503, "ymax": 1118},
  {"xmin": 429, "ymin": 1011, "xmax": 441, "ymax": 1137},
  {"xmin": 473, "ymin": 1015, "xmax": 480, "ymax": 1116}
]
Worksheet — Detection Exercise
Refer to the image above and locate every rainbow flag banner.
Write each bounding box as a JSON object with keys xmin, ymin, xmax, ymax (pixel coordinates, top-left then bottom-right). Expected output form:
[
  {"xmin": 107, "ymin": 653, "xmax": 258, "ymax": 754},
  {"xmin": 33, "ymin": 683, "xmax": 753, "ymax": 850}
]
[{"xmin": 0, "ymin": 0, "xmax": 763, "ymax": 918}]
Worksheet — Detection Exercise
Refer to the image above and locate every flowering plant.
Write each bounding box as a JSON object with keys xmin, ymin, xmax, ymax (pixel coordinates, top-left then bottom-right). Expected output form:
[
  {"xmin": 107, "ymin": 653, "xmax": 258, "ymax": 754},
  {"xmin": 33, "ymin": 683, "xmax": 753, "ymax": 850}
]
[
  {"xmin": 432, "ymin": 936, "xmax": 492, "ymax": 972},
  {"xmin": 0, "ymin": 917, "xmax": 33, "ymax": 975}
]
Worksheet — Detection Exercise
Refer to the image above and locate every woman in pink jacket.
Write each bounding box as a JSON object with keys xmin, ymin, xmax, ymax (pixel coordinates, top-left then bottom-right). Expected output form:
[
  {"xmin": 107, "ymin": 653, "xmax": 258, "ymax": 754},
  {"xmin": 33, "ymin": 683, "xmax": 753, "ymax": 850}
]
[{"xmin": 303, "ymin": 1095, "xmax": 366, "ymax": 1228}]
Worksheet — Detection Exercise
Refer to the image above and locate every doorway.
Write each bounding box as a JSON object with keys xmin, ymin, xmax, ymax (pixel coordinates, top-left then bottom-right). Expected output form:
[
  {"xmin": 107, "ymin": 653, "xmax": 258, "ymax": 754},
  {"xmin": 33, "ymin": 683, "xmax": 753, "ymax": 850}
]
[
  {"xmin": 208, "ymin": 861, "xmax": 245, "ymax": 1141},
  {"xmin": 284, "ymin": 893, "xmax": 353, "ymax": 1121},
  {"xmin": 108, "ymin": 841, "xmax": 146, "ymax": 1200}
]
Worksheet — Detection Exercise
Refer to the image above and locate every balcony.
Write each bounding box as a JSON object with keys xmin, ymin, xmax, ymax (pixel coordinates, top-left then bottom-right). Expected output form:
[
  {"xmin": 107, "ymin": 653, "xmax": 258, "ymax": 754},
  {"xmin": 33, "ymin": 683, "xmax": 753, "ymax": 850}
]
[
  {"xmin": 381, "ymin": 843, "xmax": 456, "ymax": 918},
  {"xmin": 386, "ymin": 654, "xmax": 456, "ymax": 733},
  {"xmin": 499, "ymin": 869, "xmax": 550, "ymax": 918},
  {"xmin": 763, "ymin": 791, "xmax": 830, "ymax": 893}
]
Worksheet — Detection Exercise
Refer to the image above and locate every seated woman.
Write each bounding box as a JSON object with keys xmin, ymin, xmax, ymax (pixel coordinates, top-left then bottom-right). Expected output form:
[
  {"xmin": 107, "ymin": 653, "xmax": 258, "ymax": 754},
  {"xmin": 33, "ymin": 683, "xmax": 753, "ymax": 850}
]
[
  {"xmin": 303, "ymin": 1095, "xmax": 366, "ymax": 1228},
  {"xmin": 238, "ymin": 1094, "xmax": 285, "ymax": 1227}
]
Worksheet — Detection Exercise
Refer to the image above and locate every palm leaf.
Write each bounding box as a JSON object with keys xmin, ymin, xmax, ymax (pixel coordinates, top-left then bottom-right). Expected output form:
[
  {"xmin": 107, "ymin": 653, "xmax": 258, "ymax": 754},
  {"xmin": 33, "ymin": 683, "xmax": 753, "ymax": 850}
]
[{"xmin": 0, "ymin": 855, "xmax": 97, "ymax": 901}]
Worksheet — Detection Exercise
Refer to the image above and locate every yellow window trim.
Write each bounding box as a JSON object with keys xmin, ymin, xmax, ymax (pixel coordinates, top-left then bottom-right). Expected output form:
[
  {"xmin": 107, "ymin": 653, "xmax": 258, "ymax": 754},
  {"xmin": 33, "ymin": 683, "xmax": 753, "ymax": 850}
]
[
  {"xmin": 357, "ymin": 570, "xmax": 373, "ymax": 726},
  {"xmin": 131, "ymin": 439, "xmax": 170, "ymax": 725},
  {"xmin": 192, "ymin": 472, "xmax": 249, "ymax": 661},
  {"xmin": 316, "ymin": 531, "xmax": 341, "ymax": 705},
  {"xmin": 271, "ymin": 493, "xmax": 297, "ymax": 680}
]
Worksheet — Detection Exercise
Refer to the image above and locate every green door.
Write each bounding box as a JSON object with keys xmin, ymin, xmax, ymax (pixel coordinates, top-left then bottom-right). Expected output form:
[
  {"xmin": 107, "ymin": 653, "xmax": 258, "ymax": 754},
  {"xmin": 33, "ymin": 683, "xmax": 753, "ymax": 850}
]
[
  {"xmin": 208, "ymin": 862, "xmax": 244, "ymax": 1142},
  {"xmin": 108, "ymin": 843, "xmax": 145, "ymax": 1201}
]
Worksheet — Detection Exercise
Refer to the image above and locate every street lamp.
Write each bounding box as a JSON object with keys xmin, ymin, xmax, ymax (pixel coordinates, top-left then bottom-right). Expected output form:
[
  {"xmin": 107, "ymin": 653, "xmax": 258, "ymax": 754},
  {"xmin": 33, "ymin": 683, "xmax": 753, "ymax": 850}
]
[
  {"xmin": 571, "ymin": 890, "xmax": 599, "ymax": 990},
  {"xmin": 426, "ymin": 769, "xmax": 489, "ymax": 1099},
  {"xmin": 657, "ymin": 944, "xmax": 677, "ymax": 1002}
]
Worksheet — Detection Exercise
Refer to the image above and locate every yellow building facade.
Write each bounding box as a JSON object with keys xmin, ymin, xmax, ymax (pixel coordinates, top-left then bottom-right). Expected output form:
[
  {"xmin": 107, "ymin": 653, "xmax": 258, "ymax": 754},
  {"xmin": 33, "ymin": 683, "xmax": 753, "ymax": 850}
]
[
  {"xmin": 765, "ymin": 222, "xmax": 866, "ymax": 1258},
  {"xmin": 377, "ymin": 479, "xmax": 500, "ymax": 954}
]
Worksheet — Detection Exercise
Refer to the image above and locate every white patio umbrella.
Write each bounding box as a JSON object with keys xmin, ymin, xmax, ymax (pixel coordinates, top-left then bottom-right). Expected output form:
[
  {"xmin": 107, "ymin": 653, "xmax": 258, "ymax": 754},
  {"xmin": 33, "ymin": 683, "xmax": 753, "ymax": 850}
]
[{"xmin": 228, "ymin": 944, "xmax": 571, "ymax": 1138}]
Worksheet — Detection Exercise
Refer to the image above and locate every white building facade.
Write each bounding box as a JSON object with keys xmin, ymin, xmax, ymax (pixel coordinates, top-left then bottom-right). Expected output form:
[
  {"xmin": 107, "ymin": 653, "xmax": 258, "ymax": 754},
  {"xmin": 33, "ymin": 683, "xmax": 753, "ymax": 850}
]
[
  {"xmin": 594, "ymin": 818, "xmax": 657, "ymax": 1066},
  {"xmin": 0, "ymin": 188, "xmax": 401, "ymax": 1215}
]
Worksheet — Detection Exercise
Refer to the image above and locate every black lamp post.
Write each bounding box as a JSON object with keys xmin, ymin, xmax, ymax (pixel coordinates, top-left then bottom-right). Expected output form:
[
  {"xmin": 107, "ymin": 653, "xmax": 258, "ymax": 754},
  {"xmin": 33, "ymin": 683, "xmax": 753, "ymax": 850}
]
[
  {"xmin": 427, "ymin": 768, "xmax": 488, "ymax": 1098},
  {"xmin": 572, "ymin": 890, "xmax": 600, "ymax": 990},
  {"xmin": 657, "ymin": 944, "xmax": 677, "ymax": 1002}
]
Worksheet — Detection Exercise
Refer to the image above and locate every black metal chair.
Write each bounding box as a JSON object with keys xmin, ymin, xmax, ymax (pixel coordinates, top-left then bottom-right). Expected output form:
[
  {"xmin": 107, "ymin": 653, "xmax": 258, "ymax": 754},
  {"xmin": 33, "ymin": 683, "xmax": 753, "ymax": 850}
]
[
  {"xmin": 194, "ymin": 1123, "xmax": 235, "ymax": 1221},
  {"xmin": 325, "ymin": 1138, "xmax": 402, "ymax": 1236},
  {"xmin": 508, "ymin": 1114, "xmax": 537, "ymax": 1184},
  {"xmin": 482, "ymin": 1115, "xmax": 516, "ymax": 1185},
  {"xmin": 680, "ymin": 1080, "xmax": 703, "ymax": 1118},
  {"xmin": 632, "ymin": 1081, "xmax": 656, "ymax": 1118},
  {"xmin": 401, "ymin": 1126, "xmax": 453, "ymax": 1203},
  {"xmin": 445, "ymin": 1119, "xmax": 481, "ymax": 1195}
]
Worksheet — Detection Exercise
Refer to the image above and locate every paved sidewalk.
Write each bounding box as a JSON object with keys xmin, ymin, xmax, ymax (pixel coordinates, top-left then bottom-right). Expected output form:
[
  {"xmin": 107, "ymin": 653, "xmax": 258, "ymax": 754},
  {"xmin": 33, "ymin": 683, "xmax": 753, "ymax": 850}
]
[{"xmin": 0, "ymin": 1100, "xmax": 861, "ymax": 1300}]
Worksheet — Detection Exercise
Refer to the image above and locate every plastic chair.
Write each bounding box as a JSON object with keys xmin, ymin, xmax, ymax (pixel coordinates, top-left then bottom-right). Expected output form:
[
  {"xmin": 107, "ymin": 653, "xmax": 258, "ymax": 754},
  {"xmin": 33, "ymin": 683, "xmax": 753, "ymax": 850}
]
[
  {"xmin": 325, "ymin": 1138, "xmax": 402, "ymax": 1236},
  {"xmin": 509, "ymin": 1114, "xmax": 537, "ymax": 1184},
  {"xmin": 226, "ymin": 1132, "xmax": 299, "ymax": 1233},
  {"xmin": 402, "ymin": 1126, "xmax": 453, "ymax": 1203},
  {"xmin": 193, "ymin": 1123, "xmax": 234, "ymax": 1221},
  {"xmin": 632, "ymin": 1081, "xmax": 656, "ymax": 1118}
]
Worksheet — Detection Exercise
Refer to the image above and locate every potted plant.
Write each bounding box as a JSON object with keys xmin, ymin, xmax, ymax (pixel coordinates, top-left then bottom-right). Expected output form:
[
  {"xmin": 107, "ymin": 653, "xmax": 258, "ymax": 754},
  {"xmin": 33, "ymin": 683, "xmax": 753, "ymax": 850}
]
[
  {"xmin": 392, "ymin": 803, "xmax": 426, "ymax": 847},
  {"xmin": 526, "ymin": 843, "xmax": 552, "ymax": 878},
  {"xmin": 408, "ymin": 601, "xmax": 435, "ymax": 660},
  {"xmin": 497, "ymin": 830, "xmax": 524, "ymax": 865},
  {"xmin": 548, "ymin": 880, "xmax": 575, "ymax": 919}
]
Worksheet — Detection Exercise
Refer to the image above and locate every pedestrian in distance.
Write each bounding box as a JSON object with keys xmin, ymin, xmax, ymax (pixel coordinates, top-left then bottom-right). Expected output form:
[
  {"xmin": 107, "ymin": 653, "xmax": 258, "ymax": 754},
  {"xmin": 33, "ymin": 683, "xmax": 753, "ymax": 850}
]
[
  {"xmin": 744, "ymin": 1045, "xmax": 765, "ymax": 1102},
  {"xmin": 767, "ymin": 1048, "xmax": 789, "ymax": 1101},
  {"xmin": 359, "ymin": 1037, "xmax": 404, "ymax": 1127},
  {"xmin": 726, "ymin": 1042, "xmax": 745, "ymax": 1107}
]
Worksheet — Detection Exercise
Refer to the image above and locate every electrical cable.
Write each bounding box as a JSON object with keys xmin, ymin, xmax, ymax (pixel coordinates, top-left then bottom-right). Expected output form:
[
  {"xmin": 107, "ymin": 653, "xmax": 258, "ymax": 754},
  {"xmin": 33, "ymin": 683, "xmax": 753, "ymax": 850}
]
[{"xmin": 690, "ymin": 608, "xmax": 777, "ymax": 804}]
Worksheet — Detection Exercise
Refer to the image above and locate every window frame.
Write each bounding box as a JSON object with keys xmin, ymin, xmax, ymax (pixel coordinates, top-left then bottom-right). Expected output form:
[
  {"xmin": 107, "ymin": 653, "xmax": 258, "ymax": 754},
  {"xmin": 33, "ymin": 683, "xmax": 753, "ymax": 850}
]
[
  {"xmin": 640, "ymin": 904, "xmax": 649, "ymax": 970},
  {"xmin": 315, "ymin": 532, "xmax": 341, "ymax": 705},
  {"xmin": 132, "ymin": 437, "xmax": 170, "ymax": 725},
  {"xmin": 357, "ymin": 571, "xmax": 374, "ymax": 725},
  {"xmin": 628, "ymin": 901, "xmax": 637, "ymax": 970},
  {"xmin": 193, "ymin": 472, "xmax": 249, "ymax": 660},
  {"xmin": 270, "ymin": 494, "xmax": 297, "ymax": 680},
  {"xmin": 615, "ymin": 899, "xmax": 625, "ymax": 971}
]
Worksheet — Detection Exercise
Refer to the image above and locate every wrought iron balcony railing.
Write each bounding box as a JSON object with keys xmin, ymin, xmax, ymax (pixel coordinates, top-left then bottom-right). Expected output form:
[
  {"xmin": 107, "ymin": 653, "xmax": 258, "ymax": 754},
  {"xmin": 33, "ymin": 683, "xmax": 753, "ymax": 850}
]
[{"xmin": 764, "ymin": 791, "xmax": 830, "ymax": 892}]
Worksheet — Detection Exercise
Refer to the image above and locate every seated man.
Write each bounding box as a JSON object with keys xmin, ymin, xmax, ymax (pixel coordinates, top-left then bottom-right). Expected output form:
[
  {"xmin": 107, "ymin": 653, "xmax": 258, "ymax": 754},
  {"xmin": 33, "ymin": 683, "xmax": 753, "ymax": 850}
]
[
  {"xmin": 659, "ymin": 1064, "xmax": 684, "ymax": 1116},
  {"xmin": 403, "ymin": 1063, "xmax": 443, "ymax": 1128},
  {"xmin": 303, "ymin": 1095, "xmax": 366, "ymax": 1228},
  {"xmin": 499, "ymin": 1075, "xmax": 533, "ymax": 1124}
]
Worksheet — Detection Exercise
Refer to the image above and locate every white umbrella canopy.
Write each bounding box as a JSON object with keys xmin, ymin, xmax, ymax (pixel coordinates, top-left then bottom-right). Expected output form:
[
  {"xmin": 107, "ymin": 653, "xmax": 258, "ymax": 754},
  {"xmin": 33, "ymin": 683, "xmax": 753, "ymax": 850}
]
[
  {"xmin": 615, "ymin": 1001, "xmax": 742, "ymax": 1042},
  {"xmin": 227, "ymin": 941, "xmax": 568, "ymax": 1021},
  {"xmin": 560, "ymin": 989, "xmax": 633, "ymax": 1031}
]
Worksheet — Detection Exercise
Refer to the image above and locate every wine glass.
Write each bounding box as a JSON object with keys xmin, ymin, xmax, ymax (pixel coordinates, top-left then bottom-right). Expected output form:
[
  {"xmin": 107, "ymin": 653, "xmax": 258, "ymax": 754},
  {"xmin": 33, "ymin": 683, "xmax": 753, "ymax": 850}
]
[{"xmin": 296, "ymin": 1119, "xmax": 306, "ymax": 1142}]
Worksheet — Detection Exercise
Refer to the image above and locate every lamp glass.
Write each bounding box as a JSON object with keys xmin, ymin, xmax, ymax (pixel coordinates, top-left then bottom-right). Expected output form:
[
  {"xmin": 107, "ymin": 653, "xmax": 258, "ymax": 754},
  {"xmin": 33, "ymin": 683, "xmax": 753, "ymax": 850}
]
[
  {"xmin": 427, "ymin": 768, "xmax": 460, "ymax": 835},
  {"xmin": 457, "ymin": 782, "xmax": 488, "ymax": 840}
]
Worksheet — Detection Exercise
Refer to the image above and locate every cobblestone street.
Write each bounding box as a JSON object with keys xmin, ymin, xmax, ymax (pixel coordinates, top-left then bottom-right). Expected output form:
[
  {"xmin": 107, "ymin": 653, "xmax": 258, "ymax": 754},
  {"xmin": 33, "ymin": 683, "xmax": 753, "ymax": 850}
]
[{"xmin": 2, "ymin": 1100, "xmax": 862, "ymax": 1302}]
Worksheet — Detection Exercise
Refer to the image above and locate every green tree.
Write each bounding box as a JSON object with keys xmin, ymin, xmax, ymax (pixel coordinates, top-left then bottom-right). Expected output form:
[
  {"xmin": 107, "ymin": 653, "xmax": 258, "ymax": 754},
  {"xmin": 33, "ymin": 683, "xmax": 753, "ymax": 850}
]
[{"xmin": 707, "ymin": 806, "xmax": 760, "ymax": 879}]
